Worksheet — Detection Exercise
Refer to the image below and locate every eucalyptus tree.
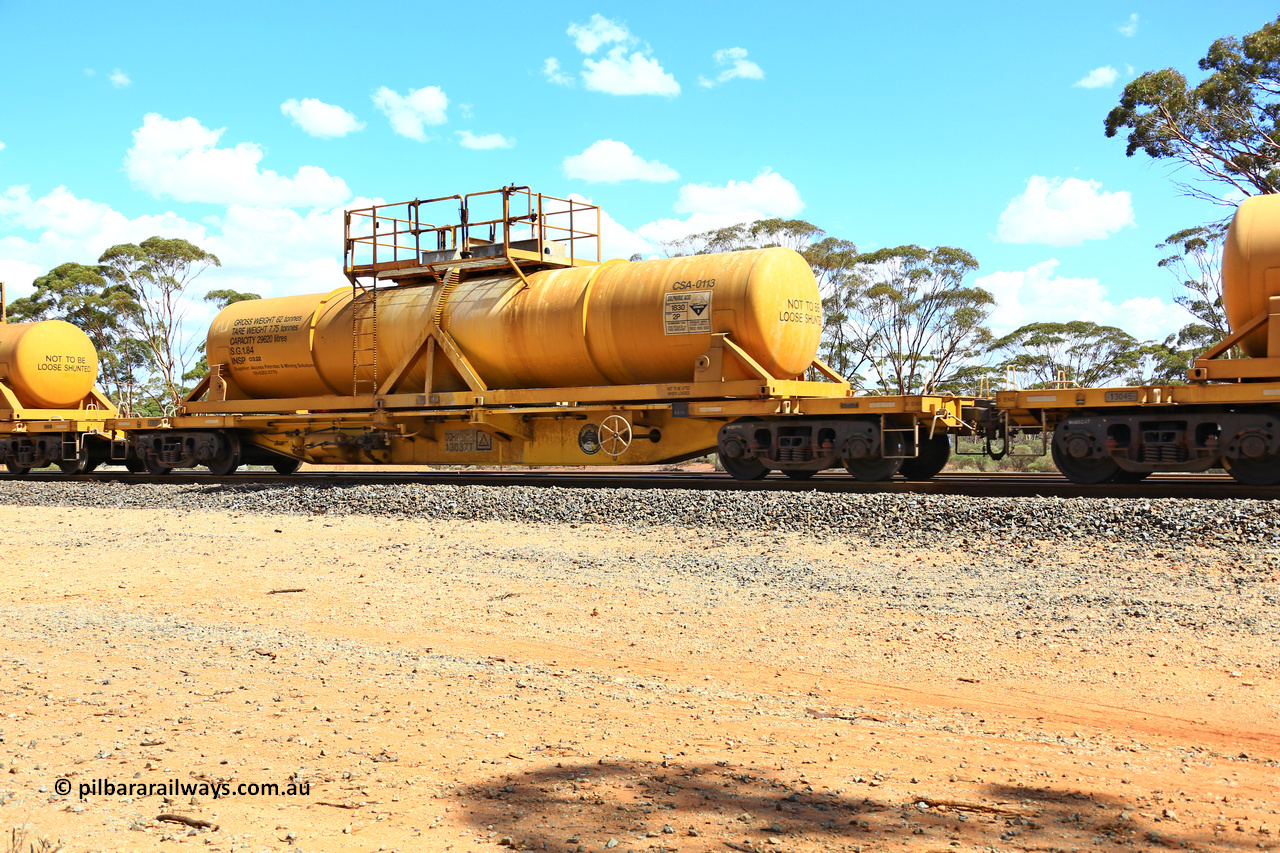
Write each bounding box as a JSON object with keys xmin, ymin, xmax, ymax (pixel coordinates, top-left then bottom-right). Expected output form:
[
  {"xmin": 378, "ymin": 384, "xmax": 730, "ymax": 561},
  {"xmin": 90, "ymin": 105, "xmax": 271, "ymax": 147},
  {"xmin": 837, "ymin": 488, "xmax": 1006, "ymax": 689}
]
[
  {"xmin": 848, "ymin": 245, "xmax": 993, "ymax": 394},
  {"xmin": 659, "ymin": 218, "xmax": 824, "ymax": 256},
  {"xmin": 6, "ymin": 262, "xmax": 143, "ymax": 403},
  {"xmin": 99, "ymin": 237, "xmax": 221, "ymax": 413},
  {"xmin": 992, "ymin": 321, "xmax": 1145, "ymax": 388},
  {"xmin": 1105, "ymin": 14, "xmax": 1280, "ymax": 202}
]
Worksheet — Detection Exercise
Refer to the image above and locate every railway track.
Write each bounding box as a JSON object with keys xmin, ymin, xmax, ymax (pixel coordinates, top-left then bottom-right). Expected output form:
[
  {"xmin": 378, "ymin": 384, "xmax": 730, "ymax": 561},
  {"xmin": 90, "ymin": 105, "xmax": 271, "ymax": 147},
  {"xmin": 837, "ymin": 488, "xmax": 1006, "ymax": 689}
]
[{"xmin": 1, "ymin": 469, "xmax": 1274, "ymax": 500}]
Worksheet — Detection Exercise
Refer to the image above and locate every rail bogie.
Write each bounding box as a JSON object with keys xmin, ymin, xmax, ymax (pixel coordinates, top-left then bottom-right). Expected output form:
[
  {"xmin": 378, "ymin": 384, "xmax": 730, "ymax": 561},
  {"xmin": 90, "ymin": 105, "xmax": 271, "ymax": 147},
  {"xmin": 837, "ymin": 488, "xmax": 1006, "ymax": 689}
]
[{"xmin": 995, "ymin": 384, "xmax": 1280, "ymax": 486}]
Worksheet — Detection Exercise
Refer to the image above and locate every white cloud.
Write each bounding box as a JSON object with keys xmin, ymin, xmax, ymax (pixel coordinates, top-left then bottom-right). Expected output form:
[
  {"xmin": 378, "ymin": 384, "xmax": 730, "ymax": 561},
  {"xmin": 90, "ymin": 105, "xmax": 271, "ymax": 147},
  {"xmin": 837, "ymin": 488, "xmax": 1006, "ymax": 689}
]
[
  {"xmin": 456, "ymin": 130, "xmax": 515, "ymax": 150},
  {"xmin": 546, "ymin": 193, "xmax": 653, "ymax": 260},
  {"xmin": 0, "ymin": 258, "xmax": 43, "ymax": 297},
  {"xmin": 124, "ymin": 113, "xmax": 351, "ymax": 208},
  {"xmin": 0, "ymin": 141, "xmax": 5, "ymax": 153},
  {"xmin": 995, "ymin": 175, "xmax": 1133, "ymax": 246},
  {"xmin": 567, "ymin": 14, "xmax": 632, "ymax": 54},
  {"xmin": 563, "ymin": 140, "xmax": 678, "ymax": 183},
  {"xmin": 109, "ymin": 68, "xmax": 131, "ymax": 88},
  {"xmin": 554, "ymin": 15, "xmax": 679, "ymax": 97},
  {"xmin": 543, "ymin": 57, "xmax": 574, "ymax": 87},
  {"xmin": 978, "ymin": 259, "xmax": 1185, "ymax": 340},
  {"xmin": 597, "ymin": 206, "xmax": 653, "ymax": 260},
  {"xmin": 371, "ymin": 85, "xmax": 448, "ymax": 141},
  {"xmin": 0, "ymin": 180, "xmax": 378, "ymax": 307},
  {"xmin": 582, "ymin": 48, "xmax": 680, "ymax": 96},
  {"xmin": 673, "ymin": 170, "xmax": 803, "ymax": 217},
  {"xmin": 199, "ymin": 203, "xmax": 357, "ymax": 296},
  {"xmin": 0, "ymin": 184, "xmax": 208, "ymax": 299},
  {"xmin": 1073, "ymin": 66, "xmax": 1119, "ymax": 89},
  {"xmin": 699, "ymin": 47, "xmax": 764, "ymax": 88},
  {"xmin": 280, "ymin": 98, "xmax": 365, "ymax": 138},
  {"xmin": 1118, "ymin": 13, "xmax": 1138, "ymax": 37},
  {"xmin": 636, "ymin": 170, "xmax": 804, "ymax": 245}
]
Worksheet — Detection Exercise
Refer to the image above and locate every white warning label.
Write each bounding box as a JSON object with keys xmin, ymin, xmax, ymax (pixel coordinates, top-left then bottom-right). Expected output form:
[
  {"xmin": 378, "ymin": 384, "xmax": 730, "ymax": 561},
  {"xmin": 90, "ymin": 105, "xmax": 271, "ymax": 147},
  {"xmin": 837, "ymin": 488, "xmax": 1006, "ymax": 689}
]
[{"xmin": 664, "ymin": 291, "xmax": 712, "ymax": 335}]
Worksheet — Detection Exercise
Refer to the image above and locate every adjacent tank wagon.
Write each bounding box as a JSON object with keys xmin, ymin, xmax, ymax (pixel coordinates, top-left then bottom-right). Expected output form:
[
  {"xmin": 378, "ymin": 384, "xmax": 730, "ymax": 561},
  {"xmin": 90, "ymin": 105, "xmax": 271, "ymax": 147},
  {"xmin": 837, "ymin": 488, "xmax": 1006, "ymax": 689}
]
[
  {"xmin": 994, "ymin": 194, "xmax": 1280, "ymax": 486},
  {"xmin": 0, "ymin": 319, "xmax": 118, "ymax": 474}
]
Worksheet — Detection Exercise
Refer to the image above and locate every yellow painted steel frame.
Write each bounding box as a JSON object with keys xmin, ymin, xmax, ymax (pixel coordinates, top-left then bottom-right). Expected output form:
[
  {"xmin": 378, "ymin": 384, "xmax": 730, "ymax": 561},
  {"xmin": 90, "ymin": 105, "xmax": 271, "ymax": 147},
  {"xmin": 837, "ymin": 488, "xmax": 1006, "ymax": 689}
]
[
  {"xmin": 1189, "ymin": 295, "xmax": 1280, "ymax": 381},
  {"xmin": 0, "ymin": 382, "xmax": 117, "ymax": 436},
  {"xmin": 157, "ymin": 405, "xmax": 721, "ymax": 467},
  {"xmin": 996, "ymin": 383, "xmax": 1280, "ymax": 430},
  {"xmin": 137, "ymin": 392, "xmax": 983, "ymax": 469}
]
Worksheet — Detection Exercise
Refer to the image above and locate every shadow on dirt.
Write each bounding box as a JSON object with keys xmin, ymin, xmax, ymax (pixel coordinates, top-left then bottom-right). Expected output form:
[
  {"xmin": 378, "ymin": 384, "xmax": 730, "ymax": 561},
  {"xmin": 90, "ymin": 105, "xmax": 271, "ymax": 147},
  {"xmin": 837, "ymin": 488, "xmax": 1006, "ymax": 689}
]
[{"xmin": 457, "ymin": 757, "xmax": 1239, "ymax": 851}]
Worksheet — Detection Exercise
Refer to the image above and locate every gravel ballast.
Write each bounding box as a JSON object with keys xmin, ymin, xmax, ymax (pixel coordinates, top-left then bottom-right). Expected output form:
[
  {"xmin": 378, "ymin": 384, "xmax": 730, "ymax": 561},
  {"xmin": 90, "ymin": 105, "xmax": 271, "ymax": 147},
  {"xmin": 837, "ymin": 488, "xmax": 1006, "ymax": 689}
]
[{"xmin": 1, "ymin": 480, "xmax": 1278, "ymax": 549}]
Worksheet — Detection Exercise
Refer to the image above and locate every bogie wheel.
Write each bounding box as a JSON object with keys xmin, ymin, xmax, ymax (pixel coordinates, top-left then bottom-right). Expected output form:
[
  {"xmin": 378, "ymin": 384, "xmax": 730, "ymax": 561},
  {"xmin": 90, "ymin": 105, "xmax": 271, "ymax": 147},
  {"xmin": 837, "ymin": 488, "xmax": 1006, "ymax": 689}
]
[
  {"xmin": 206, "ymin": 433, "xmax": 242, "ymax": 476},
  {"xmin": 1224, "ymin": 453, "xmax": 1280, "ymax": 486},
  {"xmin": 272, "ymin": 458, "xmax": 303, "ymax": 475},
  {"xmin": 898, "ymin": 435, "xmax": 951, "ymax": 481},
  {"xmin": 1050, "ymin": 437, "xmax": 1118, "ymax": 484},
  {"xmin": 58, "ymin": 443, "xmax": 101, "ymax": 475},
  {"xmin": 844, "ymin": 431, "xmax": 904, "ymax": 482},
  {"xmin": 4, "ymin": 462, "xmax": 31, "ymax": 476},
  {"xmin": 783, "ymin": 469, "xmax": 817, "ymax": 480},
  {"xmin": 124, "ymin": 457, "xmax": 146, "ymax": 474},
  {"xmin": 1109, "ymin": 469, "xmax": 1150, "ymax": 483},
  {"xmin": 142, "ymin": 455, "xmax": 173, "ymax": 476},
  {"xmin": 721, "ymin": 453, "xmax": 769, "ymax": 481}
]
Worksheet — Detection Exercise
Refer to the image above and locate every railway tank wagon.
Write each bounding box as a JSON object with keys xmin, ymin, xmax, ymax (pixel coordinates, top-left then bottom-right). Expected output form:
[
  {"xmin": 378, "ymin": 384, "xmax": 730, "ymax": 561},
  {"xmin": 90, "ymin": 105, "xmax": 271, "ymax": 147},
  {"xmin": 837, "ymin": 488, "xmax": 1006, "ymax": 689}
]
[
  {"xmin": 0, "ymin": 319, "xmax": 118, "ymax": 474},
  {"xmin": 996, "ymin": 194, "xmax": 1280, "ymax": 486},
  {"xmin": 120, "ymin": 186, "xmax": 979, "ymax": 479}
]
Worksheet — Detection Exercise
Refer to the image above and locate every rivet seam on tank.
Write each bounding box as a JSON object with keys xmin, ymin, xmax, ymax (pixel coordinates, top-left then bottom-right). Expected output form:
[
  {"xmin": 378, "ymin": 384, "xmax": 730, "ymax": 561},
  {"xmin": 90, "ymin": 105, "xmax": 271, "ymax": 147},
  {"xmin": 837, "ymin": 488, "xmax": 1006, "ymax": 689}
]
[
  {"xmin": 308, "ymin": 287, "xmax": 352, "ymax": 396},
  {"xmin": 579, "ymin": 259, "xmax": 627, "ymax": 383}
]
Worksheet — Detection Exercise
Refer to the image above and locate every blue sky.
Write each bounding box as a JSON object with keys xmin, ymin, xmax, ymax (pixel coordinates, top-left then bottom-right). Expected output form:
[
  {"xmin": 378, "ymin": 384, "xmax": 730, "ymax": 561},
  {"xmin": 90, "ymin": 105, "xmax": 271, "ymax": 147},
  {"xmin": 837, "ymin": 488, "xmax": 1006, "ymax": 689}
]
[{"xmin": 0, "ymin": 1, "xmax": 1274, "ymax": 342}]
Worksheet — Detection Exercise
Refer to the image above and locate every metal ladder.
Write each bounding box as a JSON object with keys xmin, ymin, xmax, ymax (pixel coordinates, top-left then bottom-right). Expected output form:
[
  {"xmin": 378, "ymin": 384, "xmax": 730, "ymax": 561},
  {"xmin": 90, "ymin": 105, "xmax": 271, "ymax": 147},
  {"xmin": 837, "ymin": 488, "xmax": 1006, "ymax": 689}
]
[
  {"xmin": 61, "ymin": 432, "xmax": 80, "ymax": 466},
  {"xmin": 352, "ymin": 281, "xmax": 378, "ymax": 395}
]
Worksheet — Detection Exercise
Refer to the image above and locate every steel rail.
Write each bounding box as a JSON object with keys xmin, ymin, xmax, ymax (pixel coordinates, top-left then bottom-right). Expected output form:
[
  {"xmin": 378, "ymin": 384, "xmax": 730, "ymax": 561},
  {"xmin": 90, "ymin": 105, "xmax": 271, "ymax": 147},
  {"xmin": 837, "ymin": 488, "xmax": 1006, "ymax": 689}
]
[{"xmin": 0, "ymin": 469, "xmax": 1273, "ymax": 500}]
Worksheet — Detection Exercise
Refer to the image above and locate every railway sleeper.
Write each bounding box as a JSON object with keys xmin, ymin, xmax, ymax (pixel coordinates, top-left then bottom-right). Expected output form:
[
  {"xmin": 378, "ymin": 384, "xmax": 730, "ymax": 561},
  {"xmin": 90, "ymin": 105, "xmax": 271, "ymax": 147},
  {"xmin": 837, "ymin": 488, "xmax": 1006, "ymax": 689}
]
[
  {"xmin": 1053, "ymin": 412, "xmax": 1280, "ymax": 485},
  {"xmin": 716, "ymin": 417, "xmax": 947, "ymax": 482}
]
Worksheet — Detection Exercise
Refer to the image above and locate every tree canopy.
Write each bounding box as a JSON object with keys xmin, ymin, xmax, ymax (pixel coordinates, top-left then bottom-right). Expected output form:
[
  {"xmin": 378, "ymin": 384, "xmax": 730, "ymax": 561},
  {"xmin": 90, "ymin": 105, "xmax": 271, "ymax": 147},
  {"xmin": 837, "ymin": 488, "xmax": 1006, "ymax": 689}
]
[
  {"xmin": 992, "ymin": 321, "xmax": 1145, "ymax": 388},
  {"xmin": 659, "ymin": 217, "xmax": 825, "ymax": 256},
  {"xmin": 100, "ymin": 237, "xmax": 221, "ymax": 413},
  {"xmin": 7, "ymin": 262, "xmax": 143, "ymax": 403},
  {"xmin": 848, "ymin": 245, "xmax": 994, "ymax": 394},
  {"xmin": 1104, "ymin": 14, "xmax": 1280, "ymax": 200}
]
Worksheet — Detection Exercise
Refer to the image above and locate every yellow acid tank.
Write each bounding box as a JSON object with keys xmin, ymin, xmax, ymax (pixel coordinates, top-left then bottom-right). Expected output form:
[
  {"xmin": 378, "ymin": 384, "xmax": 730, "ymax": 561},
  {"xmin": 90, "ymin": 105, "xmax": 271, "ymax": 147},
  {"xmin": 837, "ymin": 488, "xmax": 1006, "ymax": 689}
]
[
  {"xmin": 0, "ymin": 320, "xmax": 100, "ymax": 409},
  {"xmin": 207, "ymin": 247, "xmax": 823, "ymax": 398},
  {"xmin": 1223, "ymin": 193, "xmax": 1280, "ymax": 357}
]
